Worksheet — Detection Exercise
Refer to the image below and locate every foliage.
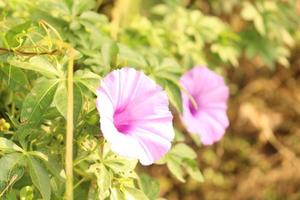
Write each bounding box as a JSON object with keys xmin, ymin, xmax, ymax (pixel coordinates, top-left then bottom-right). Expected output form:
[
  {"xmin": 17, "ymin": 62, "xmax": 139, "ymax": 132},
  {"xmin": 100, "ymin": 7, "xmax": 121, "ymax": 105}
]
[{"xmin": 0, "ymin": 0, "xmax": 299, "ymax": 199}]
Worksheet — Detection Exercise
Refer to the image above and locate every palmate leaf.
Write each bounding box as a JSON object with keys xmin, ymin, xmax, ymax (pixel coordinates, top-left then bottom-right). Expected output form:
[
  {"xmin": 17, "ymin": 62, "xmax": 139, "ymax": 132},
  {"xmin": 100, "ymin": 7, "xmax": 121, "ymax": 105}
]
[
  {"xmin": 20, "ymin": 79, "xmax": 59, "ymax": 125},
  {"xmin": 27, "ymin": 156, "xmax": 51, "ymax": 200}
]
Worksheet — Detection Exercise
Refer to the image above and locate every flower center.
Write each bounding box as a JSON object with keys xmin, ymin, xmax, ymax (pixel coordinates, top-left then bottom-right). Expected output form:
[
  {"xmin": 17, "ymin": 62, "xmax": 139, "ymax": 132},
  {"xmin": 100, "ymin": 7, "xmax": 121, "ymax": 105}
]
[
  {"xmin": 188, "ymin": 100, "xmax": 198, "ymax": 116},
  {"xmin": 113, "ymin": 107, "xmax": 132, "ymax": 134}
]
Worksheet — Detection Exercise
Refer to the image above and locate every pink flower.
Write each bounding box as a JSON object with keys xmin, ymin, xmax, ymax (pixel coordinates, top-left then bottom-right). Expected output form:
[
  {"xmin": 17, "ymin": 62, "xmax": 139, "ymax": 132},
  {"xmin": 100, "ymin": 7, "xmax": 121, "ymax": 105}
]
[
  {"xmin": 96, "ymin": 67, "xmax": 174, "ymax": 165},
  {"xmin": 180, "ymin": 66, "xmax": 229, "ymax": 145}
]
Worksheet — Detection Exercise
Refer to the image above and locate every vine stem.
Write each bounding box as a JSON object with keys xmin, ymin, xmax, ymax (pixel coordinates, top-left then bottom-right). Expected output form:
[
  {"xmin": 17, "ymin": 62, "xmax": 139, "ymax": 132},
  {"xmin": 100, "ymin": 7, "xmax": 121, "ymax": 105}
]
[
  {"xmin": 0, "ymin": 47, "xmax": 58, "ymax": 56},
  {"xmin": 65, "ymin": 49, "xmax": 74, "ymax": 200}
]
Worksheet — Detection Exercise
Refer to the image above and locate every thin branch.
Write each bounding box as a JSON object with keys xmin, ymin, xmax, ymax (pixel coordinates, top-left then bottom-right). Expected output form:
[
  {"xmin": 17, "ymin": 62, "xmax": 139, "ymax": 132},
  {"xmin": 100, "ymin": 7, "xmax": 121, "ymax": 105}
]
[
  {"xmin": 0, "ymin": 47, "xmax": 59, "ymax": 56},
  {"xmin": 0, "ymin": 175, "xmax": 18, "ymax": 197}
]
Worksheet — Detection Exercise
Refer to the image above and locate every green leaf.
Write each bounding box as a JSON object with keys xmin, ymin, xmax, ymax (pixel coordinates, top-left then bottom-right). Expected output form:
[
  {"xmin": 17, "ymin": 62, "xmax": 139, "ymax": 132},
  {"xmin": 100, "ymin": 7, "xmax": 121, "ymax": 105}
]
[
  {"xmin": 96, "ymin": 164, "xmax": 111, "ymax": 199},
  {"xmin": 72, "ymin": 0, "xmax": 96, "ymax": 16},
  {"xmin": 3, "ymin": 189, "xmax": 18, "ymax": 200},
  {"xmin": 54, "ymin": 82, "xmax": 83, "ymax": 122},
  {"xmin": 241, "ymin": 2, "xmax": 258, "ymax": 20},
  {"xmin": 104, "ymin": 154, "xmax": 138, "ymax": 174},
  {"xmin": 15, "ymin": 124, "xmax": 33, "ymax": 149},
  {"xmin": 73, "ymin": 83, "xmax": 84, "ymax": 122},
  {"xmin": 87, "ymin": 163, "xmax": 112, "ymax": 200},
  {"xmin": 253, "ymin": 15, "xmax": 265, "ymax": 36},
  {"xmin": 74, "ymin": 70, "xmax": 101, "ymax": 94},
  {"xmin": 123, "ymin": 187, "xmax": 149, "ymax": 200},
  {"xmin": 44, "ymin": 156, "xmax": 64, "ymax": 182},
  {"xmin": 165, "ymin": 144, "xmax": 203, "ymax": 183},
  {"xmin": 80, "ymin": 11, "xmax": 108, "ymax": 23},
  {"xmin": 166, "ymin": 155, "xmax": 185, "ymax": 182},
  {"xmin": 138, "ymin": 173, "xmax": 160, "ymax": 200},
  {"xmin": 155, "ymin": 71, "xmax": 180, "ymax": 87},
  {"xmin": 241, "ymin": 29, "xmax": 276, "ymax": 68},
  {"xmin": 184, "ymin": 159, "xmax": 204, "ymax": 182},
  {"xmin": 5, "ymin": 21, "xmax": 32, "ymax": 47},
  {"xmin": 103, "ymin": 145, "xmax": 138, "ymax": 174},
  {"xmin": 210, "ymin": 43, "xmax": 239, "ymax": 66},
  {"xmin": 159, "ymin": 58, "xmax": 183, "ymax": 74},
  {"xmin": 164, "ymin": 80, "xmax": 183, "ymax": 113},
  {"xmin": 0, "ymin": 153, "xmax": 24, "ymax": 182},
  {"xmin": 27, "ymin": 156, "xmax": 51, "ymax": 200},
  {"xmin": 74, "ymin": 182, "xmax": 89, "ymax": 200},
  {"xmin": 20, "ymin": 79, "xmax": 59, "ymax": 125},
  {"xmin": 0, "ymin": 137, "xmax": 23, "ymax": 153},
  {"xmin": 241, "ymin": 2, "xmax": 265, "ymax": 35},
  {"xmin": 171, "ymin": 143, "xmax": 197, "ymax": 159},
  {"xmin": 30, "ymin": 8, "xmax": 68, "ymax": 29},
  {"xmin": 110, "ymin": 187, "xmax": 126, "ymax": 200},
  {"xmin": 53, "ymin": 82, "xmax": 67, "ymax": 119},
  {"xmin": 155, "ymin": 72, "xmax": 183, "ymax": 113},
  {"xmin": 0, "ymin": 66, "xmax": 28, "ymax": 88},
  {"xmin": 8, "ymin": 56, "xmax": 60, "ymax": 78},
  {"xmin": 118, "ymin": 44, "xmax": 147, "ymax": 68},
  {"xmin": 101, "ymin": 40, "xmax": 119, "ymax": 67}
]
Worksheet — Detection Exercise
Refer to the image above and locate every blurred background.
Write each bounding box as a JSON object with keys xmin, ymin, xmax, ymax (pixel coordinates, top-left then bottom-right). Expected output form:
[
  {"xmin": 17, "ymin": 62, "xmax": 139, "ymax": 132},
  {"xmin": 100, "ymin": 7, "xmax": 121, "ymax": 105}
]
[{"xmin": 101, "ymin": 0, "xmax": 300, "ymax": 199}]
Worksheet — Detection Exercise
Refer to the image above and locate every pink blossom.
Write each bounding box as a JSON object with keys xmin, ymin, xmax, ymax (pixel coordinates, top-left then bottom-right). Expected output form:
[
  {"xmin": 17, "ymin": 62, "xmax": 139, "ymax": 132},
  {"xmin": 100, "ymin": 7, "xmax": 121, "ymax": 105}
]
[
  {"xmin": 96, "ymin": 68, "xmax": 174, "ymax": 165},
  {"xmin": 180, "ymin": 66, "xmax": 229, "ymax": 145}
]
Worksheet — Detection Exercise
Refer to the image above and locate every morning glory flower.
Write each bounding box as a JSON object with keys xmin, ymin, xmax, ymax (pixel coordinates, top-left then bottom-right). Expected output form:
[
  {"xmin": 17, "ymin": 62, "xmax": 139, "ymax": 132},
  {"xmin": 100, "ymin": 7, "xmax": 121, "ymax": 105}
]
[
  {"xmin": 96, "ymin": 67, "xmax": 174, "ymax": 165},
  {"xmin": 180, "ymin": 66, "xmax": 229, "ymax": 145}
]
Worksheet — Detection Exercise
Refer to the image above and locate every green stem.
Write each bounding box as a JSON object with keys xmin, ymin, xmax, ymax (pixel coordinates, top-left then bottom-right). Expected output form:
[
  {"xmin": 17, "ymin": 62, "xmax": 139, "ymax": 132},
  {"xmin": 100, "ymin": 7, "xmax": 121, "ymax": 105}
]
[
  {"xmin": 0, "ymin": 47, "xmax": 58, "ymax": 56},
  {"xmin": 65, "ymin": 49, "xmax": 74, "ymax": 200}
]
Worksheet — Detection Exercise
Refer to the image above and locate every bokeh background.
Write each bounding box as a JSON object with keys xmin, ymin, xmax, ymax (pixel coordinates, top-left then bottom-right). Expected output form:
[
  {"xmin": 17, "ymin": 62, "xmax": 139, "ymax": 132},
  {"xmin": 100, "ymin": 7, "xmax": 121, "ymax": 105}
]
[{"xmin": 108, "ymin": 0, "xmax": 300, "ymax": 199}]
